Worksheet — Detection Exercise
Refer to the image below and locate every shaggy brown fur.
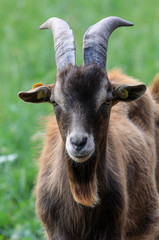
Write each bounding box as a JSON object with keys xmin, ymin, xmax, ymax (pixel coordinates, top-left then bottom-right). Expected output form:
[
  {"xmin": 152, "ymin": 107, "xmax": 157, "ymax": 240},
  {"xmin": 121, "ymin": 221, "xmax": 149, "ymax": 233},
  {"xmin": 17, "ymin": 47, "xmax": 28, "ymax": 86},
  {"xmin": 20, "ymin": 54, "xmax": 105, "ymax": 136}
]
[
  {"xmin": 150, "ymin": 73, "xmax": 159, "ymax": 103},
  {"xmin": 33, "ymin": 68, "xmax": 159, "ymax": 240},
  {"xmin": 150, "ymin": 73, "xmax": 159, "ymax": 192}
]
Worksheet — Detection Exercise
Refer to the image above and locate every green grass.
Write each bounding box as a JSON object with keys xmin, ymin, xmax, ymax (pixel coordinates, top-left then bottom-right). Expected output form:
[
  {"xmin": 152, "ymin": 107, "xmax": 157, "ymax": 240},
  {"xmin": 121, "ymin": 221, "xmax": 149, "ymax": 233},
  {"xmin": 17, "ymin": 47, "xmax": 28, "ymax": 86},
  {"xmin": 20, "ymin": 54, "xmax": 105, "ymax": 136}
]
[{"xmin": 0, "ymin": 0, "xmax": 159, "ymax": 239}]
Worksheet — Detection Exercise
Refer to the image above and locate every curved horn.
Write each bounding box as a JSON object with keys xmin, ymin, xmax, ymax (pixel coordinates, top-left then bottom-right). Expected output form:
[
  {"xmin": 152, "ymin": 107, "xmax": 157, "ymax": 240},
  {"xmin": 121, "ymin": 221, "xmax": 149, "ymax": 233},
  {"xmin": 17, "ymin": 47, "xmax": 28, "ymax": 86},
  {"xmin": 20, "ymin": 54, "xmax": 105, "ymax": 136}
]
[
  {"xmin": 83, "ymin": 16, "xmax": 133, "ymax": 68},
  {"xmin": 40, "ymin": 17, "xmax": 76, "ymax": 70}
]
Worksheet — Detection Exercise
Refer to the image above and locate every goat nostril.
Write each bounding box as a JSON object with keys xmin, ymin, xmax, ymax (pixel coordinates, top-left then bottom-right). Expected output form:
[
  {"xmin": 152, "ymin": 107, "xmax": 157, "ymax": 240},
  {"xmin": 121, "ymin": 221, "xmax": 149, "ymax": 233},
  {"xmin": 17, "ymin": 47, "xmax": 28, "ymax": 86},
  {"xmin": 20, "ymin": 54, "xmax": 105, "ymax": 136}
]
[{"xmin": 70, "ymin": 137, "xmax": 87, "ymax": 151}]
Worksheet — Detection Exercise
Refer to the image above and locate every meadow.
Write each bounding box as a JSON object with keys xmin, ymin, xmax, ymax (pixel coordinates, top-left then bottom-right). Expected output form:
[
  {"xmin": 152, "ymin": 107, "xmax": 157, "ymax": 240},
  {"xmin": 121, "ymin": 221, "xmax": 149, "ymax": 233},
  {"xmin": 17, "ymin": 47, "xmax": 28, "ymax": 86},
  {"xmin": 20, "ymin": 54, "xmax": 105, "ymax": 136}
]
[{"xmin": 0, "ymin": 0, "xmax": 159, "ymax": 239}]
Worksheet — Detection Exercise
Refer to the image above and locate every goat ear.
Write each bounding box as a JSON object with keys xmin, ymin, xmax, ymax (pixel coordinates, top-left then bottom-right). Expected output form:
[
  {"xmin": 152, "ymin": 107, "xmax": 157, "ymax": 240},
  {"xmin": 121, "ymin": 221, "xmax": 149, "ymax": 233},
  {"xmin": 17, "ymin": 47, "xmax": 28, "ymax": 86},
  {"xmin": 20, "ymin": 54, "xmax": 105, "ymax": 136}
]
[
  {"xmin": 18, "ymin": 84, "xmax": 54, "ymax": 103},
  {"xmin": 112, "ymin": 83, "xmax": 146, "ymax": 104}
]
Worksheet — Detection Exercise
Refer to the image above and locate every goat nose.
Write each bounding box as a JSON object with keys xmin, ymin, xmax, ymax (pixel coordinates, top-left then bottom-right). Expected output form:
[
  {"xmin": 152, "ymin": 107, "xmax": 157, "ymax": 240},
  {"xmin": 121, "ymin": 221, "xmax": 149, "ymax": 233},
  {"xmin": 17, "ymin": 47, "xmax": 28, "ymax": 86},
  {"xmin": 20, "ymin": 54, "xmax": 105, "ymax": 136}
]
[{"xmin": 70, "ymin": 136, "xmax": 87, "ymax": 151}]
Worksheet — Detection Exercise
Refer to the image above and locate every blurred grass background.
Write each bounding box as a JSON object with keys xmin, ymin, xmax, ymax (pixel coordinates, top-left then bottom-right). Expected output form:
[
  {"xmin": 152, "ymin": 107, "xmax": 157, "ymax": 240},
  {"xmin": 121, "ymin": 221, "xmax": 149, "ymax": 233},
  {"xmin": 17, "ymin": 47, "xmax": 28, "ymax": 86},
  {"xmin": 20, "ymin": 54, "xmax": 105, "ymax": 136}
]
[{"xmin": 0, "ymin": 0, "xmax": 159, "ymax": 239}]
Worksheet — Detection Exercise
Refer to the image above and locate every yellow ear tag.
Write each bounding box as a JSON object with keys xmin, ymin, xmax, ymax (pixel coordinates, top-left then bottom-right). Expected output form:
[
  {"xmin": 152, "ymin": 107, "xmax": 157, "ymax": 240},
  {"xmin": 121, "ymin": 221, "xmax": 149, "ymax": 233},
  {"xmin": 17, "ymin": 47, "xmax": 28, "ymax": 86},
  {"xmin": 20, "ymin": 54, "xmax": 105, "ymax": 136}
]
[
  {"xmin": 121, "ymin": 89, "xmax": 129, "ymax": 99},
  {"xmin": 32, "ymin": 83, "xmax": 43, "ymax": 89},
  {"xmin": 37, "ymin": 91, "xmax": 44, "ymax": 100}
]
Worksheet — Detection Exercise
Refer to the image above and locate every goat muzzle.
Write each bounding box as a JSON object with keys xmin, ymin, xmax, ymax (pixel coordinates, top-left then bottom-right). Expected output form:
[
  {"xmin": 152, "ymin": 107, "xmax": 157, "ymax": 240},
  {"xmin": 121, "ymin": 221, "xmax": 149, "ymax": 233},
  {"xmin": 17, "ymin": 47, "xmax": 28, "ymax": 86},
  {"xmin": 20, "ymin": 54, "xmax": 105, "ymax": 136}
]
[{"xmin": 66, "ymin": 133, "xmax": 95, "ymax": 163}]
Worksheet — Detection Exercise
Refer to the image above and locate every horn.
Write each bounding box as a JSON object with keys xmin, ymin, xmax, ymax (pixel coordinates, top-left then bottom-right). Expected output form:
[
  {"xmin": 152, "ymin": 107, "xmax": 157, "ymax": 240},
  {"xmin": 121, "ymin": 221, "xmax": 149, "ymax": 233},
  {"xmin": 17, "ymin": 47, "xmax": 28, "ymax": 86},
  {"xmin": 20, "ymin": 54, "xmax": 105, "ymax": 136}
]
[
  {"xmin": 83, "ymin": 16, "xmax": 133, "ymax": 68},
  {"xmin": 40, "ymin": 17, "xmax": 76, "ymax": 70}
]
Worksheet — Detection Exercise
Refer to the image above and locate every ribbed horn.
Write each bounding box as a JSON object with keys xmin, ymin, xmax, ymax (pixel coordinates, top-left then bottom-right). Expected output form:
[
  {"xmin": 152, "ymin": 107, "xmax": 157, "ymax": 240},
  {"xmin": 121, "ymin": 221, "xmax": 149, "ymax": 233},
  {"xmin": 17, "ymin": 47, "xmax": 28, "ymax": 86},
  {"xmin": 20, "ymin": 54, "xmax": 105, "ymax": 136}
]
[
  {"xmin": 40, "ymin": 17, "xmax": 76, "ymax": 70},
  {"xmin": 83, "ymin": 16, "xmax": 133, "ymax": 68}
]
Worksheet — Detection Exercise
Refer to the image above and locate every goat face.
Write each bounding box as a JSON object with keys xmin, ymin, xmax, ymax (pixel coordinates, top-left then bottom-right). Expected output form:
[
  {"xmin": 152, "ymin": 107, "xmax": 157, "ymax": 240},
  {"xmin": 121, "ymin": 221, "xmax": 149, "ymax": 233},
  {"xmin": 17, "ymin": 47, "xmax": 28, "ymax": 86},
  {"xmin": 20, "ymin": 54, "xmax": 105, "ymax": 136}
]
[
  {"xmin": 51, "ymin": 64, "xmax": 112, "ymax": 163},
  {"xmin": 19, "ymin": 63, "xmax": 146, "ymax": 165}
]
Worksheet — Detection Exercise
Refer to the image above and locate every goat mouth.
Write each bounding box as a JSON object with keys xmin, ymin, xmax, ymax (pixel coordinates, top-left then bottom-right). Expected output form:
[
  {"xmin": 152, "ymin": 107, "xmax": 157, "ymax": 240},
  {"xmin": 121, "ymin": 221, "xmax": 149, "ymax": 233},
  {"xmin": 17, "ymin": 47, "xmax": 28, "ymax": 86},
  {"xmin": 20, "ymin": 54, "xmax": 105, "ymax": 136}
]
[{"xmin": 67, "ymin": 151, "xmax": 94, "ymax": 163}]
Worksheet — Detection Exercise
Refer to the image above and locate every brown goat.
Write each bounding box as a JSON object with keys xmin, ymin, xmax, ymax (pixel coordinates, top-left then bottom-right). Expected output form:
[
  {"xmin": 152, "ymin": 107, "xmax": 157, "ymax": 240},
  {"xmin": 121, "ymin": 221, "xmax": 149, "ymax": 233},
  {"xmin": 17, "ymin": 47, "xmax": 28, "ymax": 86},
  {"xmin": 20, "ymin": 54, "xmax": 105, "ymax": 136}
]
[{"xmin": 18, "ymin": 17, "xmax": 159, "ymax": 240}]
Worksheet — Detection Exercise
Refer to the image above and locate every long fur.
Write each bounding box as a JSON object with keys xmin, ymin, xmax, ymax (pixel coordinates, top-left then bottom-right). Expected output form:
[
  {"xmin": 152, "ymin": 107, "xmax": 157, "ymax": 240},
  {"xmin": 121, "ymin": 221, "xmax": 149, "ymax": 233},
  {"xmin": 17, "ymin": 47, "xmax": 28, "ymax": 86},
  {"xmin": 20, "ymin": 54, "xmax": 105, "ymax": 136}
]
[{"xmin": 150, "ymin": 73, "xmax": 159, "ymax": 193}]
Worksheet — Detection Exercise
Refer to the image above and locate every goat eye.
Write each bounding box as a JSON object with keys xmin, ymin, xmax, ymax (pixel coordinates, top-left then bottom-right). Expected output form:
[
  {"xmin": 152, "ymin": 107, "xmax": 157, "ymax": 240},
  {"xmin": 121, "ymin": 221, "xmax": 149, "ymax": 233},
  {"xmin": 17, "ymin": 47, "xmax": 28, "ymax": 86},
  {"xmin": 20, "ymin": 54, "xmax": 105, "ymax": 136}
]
[
  {"xmin": 52, "ymin": 101, "xmax": 58, "ymax": 107},
  {"xmin": 101, "ymin": 99, "xmax": 112, "ymax": 107},
  {"xmin": 105, "ymin": 99, "xmax": 112, "ymax": 105}
]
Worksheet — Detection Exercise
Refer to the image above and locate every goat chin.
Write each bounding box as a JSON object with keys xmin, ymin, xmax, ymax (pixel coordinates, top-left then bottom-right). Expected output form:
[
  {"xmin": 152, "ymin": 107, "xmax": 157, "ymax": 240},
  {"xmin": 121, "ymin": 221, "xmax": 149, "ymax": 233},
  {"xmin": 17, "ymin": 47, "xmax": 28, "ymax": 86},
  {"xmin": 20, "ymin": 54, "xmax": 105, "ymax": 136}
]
[{"xmin": 67, "ymin": 150, "xmax": 95, "ymax": 163}]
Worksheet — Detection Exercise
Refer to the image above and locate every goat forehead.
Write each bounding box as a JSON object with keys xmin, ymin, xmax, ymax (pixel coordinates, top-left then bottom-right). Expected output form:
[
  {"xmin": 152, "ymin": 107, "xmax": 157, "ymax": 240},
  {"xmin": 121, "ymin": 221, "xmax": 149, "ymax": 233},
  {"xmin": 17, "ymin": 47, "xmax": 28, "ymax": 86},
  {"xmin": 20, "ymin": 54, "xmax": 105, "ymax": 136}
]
[{"xmin": 55, "ymin": 65, "xmax": 109, "ymax": 105}]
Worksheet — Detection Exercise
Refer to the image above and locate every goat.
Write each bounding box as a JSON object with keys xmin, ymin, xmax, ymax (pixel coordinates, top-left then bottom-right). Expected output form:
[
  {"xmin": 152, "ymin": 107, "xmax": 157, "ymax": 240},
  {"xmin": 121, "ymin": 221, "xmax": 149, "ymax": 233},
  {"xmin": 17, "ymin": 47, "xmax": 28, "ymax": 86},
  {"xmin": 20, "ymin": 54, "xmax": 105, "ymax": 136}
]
[{"xmin": 18, "ymin": 17, "xmax": 159, "ymax": 240}]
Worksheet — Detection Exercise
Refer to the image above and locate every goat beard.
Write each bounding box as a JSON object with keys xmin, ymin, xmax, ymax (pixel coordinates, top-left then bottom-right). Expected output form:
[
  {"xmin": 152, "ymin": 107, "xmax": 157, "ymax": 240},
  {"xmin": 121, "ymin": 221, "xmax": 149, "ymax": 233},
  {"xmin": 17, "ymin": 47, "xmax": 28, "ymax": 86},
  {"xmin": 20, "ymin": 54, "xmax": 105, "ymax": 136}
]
[
  {"xmin": 69, "ymin": 178, "xmax": 99, "ymax": 207},
  {"xmin": 67, "ymin": 156, "xmax": 100, "ymax": 207}
]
